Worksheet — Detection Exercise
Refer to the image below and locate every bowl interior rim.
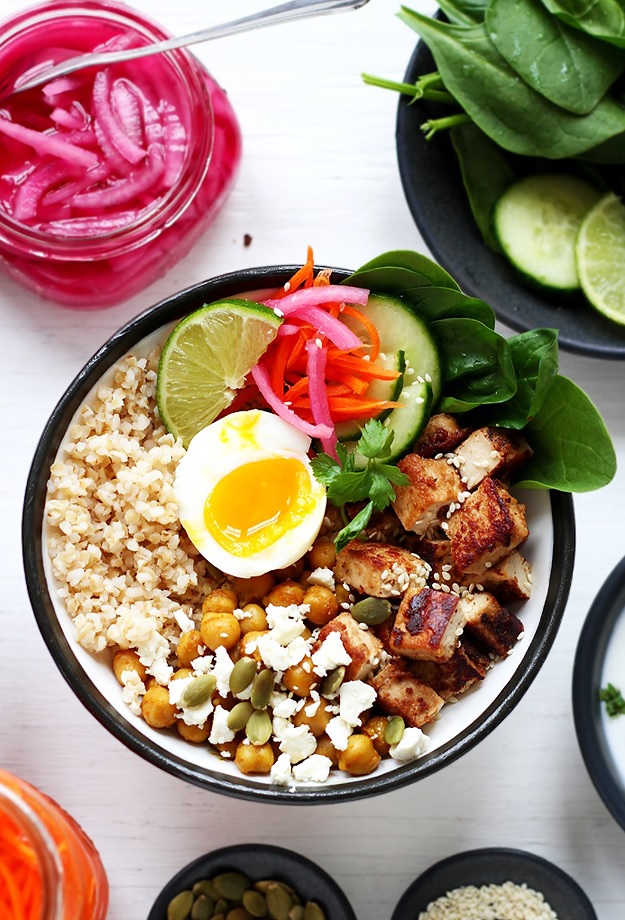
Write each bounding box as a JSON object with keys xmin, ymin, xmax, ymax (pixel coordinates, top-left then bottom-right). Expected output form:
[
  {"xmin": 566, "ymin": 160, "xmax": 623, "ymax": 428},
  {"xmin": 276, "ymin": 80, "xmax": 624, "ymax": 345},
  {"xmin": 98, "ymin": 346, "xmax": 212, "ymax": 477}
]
[
  {"xmin": 391, "ymin": 846, "xmax": 597, "ymax": 919},
  {"xmin": 22, "ymin": 264, "xmax": 575, "ymax": 803},
  {"xmin": 146, "ymin": 842, "xmax": 357, "ymax": 920},
  {"xmin": 395, "ymin": 38, "xmax": 625, "ymax": 361},
  {"xmin": 573, "ymin": 555, "xmax": 625, "ymax": 832}
]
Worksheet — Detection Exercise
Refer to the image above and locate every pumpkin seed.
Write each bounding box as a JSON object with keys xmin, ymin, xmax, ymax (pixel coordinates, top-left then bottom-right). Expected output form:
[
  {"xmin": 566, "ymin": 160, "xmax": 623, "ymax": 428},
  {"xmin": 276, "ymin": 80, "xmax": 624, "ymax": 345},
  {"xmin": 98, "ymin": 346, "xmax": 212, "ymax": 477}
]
[
  {"xmin": 167, "ymin": 889, "xmax": 194, "ymax": 920},
  {"xmin": 384, "ymin": 715, "xmax": 405, "ymax": 746},
  {"xmin": 213, "ymin": 872, "xmax": 250, "ymax": 901},
  {"xmin": 242, "ymin": 890, "xmax": 268, "ymax": 917},
  {"xmin": 230, "ymin": 657, "xmax": 258, "ymax": 694},
  {"xmin": 254, "ymin": 881, "xmax": 272, "ymax": 895},
  {"xmin": 250, "ymin": 669, "xmax": 275, "ymax": 710},
  {"xmin": 266, "ymin": 883, "xmax": 292, "ymax": 920},
  {"xmin": 180, "ymin": 674, "xmax": 217, "ymax": 708},
  {"xmin": 246, "ymin": 709, "xmax": 272, "ymax": 745},
  {"xmin": 350, "ymin": 596, "xmax": 392, "ymax": 625},
  {"xmin": 212, "ymin": 915, "xmax": 226, "ymax": 920},
  {"xmin": 288, "ymin": 908, "xmax": 304, "ymax": 920},
  {"xmin": 303, "ymin": 903, "xmax": 326, "ymax": 920},
  {"xmin": 214, "ymin": 899, "xmax": 230, "ymax": 915},
  {"xmin": 226, "ymin": 909, "xmax": 253, "ymax": 920},
  {"xmin": 227, "ymin": 701, "xmax": 254, "ymax": 732},
  {"xmin": 320, "ymin": 665, "xmax": 345, "ymax": 698},
  {"xmin": 191, "ymin": 895, "xmax": 213, "ymax": 920},
  {"xmin": 193, "ymin": 880, "xmax": 217, "ymax": 900}
]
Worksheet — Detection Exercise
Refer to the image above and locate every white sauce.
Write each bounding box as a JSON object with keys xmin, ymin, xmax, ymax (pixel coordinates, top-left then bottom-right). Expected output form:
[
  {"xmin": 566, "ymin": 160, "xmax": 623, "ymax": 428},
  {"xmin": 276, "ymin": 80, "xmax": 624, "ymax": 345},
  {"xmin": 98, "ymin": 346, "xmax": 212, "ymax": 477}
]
[{"xmin": 600, "ymin": 610, "xmax": 625, "ymax": 782}]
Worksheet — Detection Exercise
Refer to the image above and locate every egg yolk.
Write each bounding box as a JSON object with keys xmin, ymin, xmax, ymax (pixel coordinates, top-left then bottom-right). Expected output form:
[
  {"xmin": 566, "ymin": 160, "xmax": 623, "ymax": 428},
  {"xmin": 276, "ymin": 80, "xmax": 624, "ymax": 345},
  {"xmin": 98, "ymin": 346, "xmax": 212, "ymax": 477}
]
[{"xmin": 204, "ymin": 457, "xmax": 317, "ymax": 558}]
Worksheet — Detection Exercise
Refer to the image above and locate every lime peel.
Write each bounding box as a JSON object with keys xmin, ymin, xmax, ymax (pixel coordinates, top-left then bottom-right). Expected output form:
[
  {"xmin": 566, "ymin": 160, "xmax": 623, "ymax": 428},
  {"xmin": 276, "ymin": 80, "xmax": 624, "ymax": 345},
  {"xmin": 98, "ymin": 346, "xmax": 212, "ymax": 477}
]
[{"xmin": 576, "ymin": 192, "xmax": 625, "ymax": 327}]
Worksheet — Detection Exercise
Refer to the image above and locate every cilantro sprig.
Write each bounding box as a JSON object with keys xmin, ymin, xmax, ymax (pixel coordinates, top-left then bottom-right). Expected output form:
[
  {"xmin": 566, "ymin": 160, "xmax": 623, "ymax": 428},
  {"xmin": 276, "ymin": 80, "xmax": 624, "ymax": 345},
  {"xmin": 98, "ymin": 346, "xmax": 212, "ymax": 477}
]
[
  {"xmin": 311, "ymin": 419, "xmax": 409, "ymax": 552},
  {"xmin": 600, "ymin": 683, "xmax": 625, "ymax": 718}
]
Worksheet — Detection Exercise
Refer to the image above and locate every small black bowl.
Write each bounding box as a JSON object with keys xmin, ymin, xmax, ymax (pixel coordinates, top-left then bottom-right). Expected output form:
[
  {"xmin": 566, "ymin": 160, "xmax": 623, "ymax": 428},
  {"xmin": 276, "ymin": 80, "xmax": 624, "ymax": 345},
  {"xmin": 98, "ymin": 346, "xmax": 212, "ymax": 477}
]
[
  {"xmin": 396, "ymin": 35, "xmax": 625, "ymax": 359},
  {"xmin": 22, "ymin": 265, "xmax": 575, "ymax": 803},
  {"xmin": 147, "ymin": 843, "xmax": 356, "ymax": 920},
  {"xmin": 391, "ymin": 847, "xmax": 597, "ymax": 920},
  {"xmin": 573, "ymin": 555, "xmax": 625, "ymax": 833}
]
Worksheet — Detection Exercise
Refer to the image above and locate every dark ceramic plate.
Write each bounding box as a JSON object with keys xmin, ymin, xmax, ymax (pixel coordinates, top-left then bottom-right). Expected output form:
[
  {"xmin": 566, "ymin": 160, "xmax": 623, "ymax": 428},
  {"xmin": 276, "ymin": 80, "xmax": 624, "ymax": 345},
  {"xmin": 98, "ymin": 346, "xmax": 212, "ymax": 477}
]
[
  {"xmin": 396, "ymin": 38, "xmax": 625, "ymax": 359},
  {"xmin": 573, "ymin": 556, "xmax": 625, "ymax": 832},
  {"xmin": 391, "ymin": 847, "xmax": 597, "ymax": 919},
  {"xmin": 147, "ymin": 844, "xmax": 356, "ymax": 920},
  {"xmin": 22, "ymin": 265, "xmax": 575, "ymax": 803}
]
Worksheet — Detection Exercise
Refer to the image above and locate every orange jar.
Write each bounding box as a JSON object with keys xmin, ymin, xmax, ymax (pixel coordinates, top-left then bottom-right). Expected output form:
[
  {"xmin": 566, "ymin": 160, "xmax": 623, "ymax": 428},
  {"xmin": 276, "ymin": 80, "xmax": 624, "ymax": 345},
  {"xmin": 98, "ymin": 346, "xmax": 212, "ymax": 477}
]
[{"xmin": 0, "ymin": 770, "xmax": 108, "ymax": 920}]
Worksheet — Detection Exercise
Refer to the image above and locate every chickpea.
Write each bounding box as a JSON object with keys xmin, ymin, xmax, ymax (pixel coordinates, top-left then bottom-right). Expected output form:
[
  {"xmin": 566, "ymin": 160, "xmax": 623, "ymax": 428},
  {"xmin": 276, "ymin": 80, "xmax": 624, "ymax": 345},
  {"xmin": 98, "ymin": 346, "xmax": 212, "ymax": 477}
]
[
  {"xmin": 303, "ymin": 585, "xmax": 339, "ymax": 626},
  {"xmin": 176, "ymin": 629, "xmax": 203, "ymax": 668},
  {"xmin": 141, "ymin": 685, "xmax": 177, "ymax": 729},
  {"xmin": 232, "ymin": 573, "xmax": 275, "ymax": 605},
  {"xmin": 282, "ymin": 658, "xmax": 319, "ymax": 697},
  {"xmin": 315, "ymin": 735, "xmax": 339, "ymax": 767},
  {"xmin": 293, "ymin": 698, "xmax": 332, "ymax": 737},
  {"xmin": 214, "ymin": 739, "xmax": 238, "ymax": 759},
  {"xmin": 299, "ymin": 569, "xmax": 313, "ymax": 587},
  {"xmin": 265, "ymin": 580, "xmax": 306, "ymax": 608},
  {"xmin": 177, "ymin": 721, "xmax": 210, "ymax": 743},
  {"xmin": 112, "ymin": 649, "xmax": 146, "ymax": 684},
  {"xmin": 202, "ymin": 587, "xmax": 238, "ymax": 616},
  {"xmin": 234, "ymin": 741, "xmax": 275, "ymax": 775},
  {"xmin": 362, "ymin": 715, "xmax": 392, "ymax": 757},
  {"xmin": 171, "ymin": 667, "xmax": 193, "ymax": 681},
  {"xmin": 308, "ymin": 538, "xmax": 337, "ymax": 570},
  {"xmin": 338, "ymin": 733, "xmax": 381, "ymax": 776},
  {"xmin": 274, "ymin": 557, "xmax": 306, "ymax": 581},
  {"xmin": 200, "ymin": 611, "xmax": 241, "ymax": 651},
  {"xmin": 239, "ymin": 603, "xmax": 268, "ymax": 635},
  {"xmin": 239, "ymin": 630, "xmax": 268, "ymax": 664},
  {"xmin": 144, "ymin": 675, "xmax": 158, "ymax": 691},
  {"xmin": 212, "ymin": 694, "xmax": 237, "ymax": 711}
]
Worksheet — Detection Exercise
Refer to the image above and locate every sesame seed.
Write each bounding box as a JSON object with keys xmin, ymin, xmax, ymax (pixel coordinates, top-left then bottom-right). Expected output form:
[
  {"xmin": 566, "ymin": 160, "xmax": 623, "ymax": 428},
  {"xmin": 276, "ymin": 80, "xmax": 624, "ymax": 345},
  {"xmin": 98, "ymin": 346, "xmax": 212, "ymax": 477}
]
[
  {"xmin": 315, "ymin": 337, "xmax": 323, "ymax": 348},
  {"xmin": 406, "ymin": 368, "xmax": 415, "ymax": 376},
  {"xmin": 284, "ymin": 282, "xmax": 291, "ymax": 291},
  {"xmin": 425, "ymin": 373, "xmax": 432, "ymax": 383},
  {"xmin": 435, "ymin": 453, "xmax": 444, "ymax": 460},
  {"xmin": 440, "ymin": 583, "xmax": 451, "ymax": 593},
  {"xmin": 273, "ymin": 307, "xmax": 284, "ymax": 317},
  {"xmin": 379, "ymin": 352, "xmax": 387, "ymax": 360},
  {"xmin": 415, "ymin": 396, "xmax": 424, "ymax": 405}
]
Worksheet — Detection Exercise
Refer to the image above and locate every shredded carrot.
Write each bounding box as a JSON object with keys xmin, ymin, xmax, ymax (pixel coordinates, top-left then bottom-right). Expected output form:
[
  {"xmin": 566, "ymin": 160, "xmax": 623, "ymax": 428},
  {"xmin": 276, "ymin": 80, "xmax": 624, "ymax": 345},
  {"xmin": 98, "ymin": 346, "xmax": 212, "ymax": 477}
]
[
  {"xmin": 272, "ymin": 245, "xmax": 315, "ymax": 298},
  {"xmin": 340, "ymin": 303, "xmax": 381, "ymax": 362}
]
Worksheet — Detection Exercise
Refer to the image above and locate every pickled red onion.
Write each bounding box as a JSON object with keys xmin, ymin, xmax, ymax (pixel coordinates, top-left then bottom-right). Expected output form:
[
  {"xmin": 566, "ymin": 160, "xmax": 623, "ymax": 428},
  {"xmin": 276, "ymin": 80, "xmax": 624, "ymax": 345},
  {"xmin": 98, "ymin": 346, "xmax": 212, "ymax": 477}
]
[
  {"xmin": 71, "ymin": 145, "xmax": 164, "ymax": 209},
  {"xmin": 0, "ymin": 115, "xmax": 98, "ymax": 168},
  {"xmin": 92, "ymin": 71, "xmax": 146, "ymax": 164},
  {"xmin": 305, "ymin": 339, "xmax": 337, "ymax": 458},
  {"xmin": 251, "ymin": 363, "xmax": 333, "ymax": 440},
  {"xmin": 264, "ymin": 285, "xmax": 368, "ymax": 351}
]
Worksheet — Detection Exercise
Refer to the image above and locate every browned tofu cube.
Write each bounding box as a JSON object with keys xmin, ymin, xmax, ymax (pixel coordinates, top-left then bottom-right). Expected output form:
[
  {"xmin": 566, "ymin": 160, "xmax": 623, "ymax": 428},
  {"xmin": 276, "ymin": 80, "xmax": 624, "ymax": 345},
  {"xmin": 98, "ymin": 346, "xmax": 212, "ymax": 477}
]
[
  {"xmin": 392, "ymin": 454, "xmax": 462, "ymax": 535},
  {"xmin": 414, "ymin": 413, "xmax": 472, "ymax": 458},
  {"xmin": 334, "ymin": 540, "xmax": 430, "ymax": 598},
  {"xmin": 457, "ymin": 591, "xmax": 524, "ymax": 658},
  {"xmin": 409, "ymin": 638, "xmax": 492, "ymax": 700},
  {"xmin": 314, "ymin": 611, "xmax": 384, "ymax": 681},
  {"xmin": 453, "ymin": 427, "xmax": 533, "ymax": 490},
  {"xmin": 389, "ymin": 586, "xmax": 466, "ymax": 662},
  {"xmin": 478, "ymin": 550, "xmax": 533, "ymax": 603},
  {"xmin": 370, "ymin": 660, "xmax": 444, "ymax": 727},
  {"xmin": 447, "ymin": 478, "xmax": 529, "ymax": 575}
]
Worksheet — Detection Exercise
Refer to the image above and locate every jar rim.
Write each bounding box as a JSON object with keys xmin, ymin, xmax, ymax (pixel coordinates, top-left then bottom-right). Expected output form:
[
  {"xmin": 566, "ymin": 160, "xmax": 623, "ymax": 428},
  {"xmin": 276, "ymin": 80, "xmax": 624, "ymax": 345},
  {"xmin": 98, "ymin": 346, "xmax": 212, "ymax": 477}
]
[
  {"xmin": 0, "ymin": 0, "xmax": 214, "ymax": 255},
  {"xmin": 0, "ymin": 781, "xmax": 64, "ymax": 920}
]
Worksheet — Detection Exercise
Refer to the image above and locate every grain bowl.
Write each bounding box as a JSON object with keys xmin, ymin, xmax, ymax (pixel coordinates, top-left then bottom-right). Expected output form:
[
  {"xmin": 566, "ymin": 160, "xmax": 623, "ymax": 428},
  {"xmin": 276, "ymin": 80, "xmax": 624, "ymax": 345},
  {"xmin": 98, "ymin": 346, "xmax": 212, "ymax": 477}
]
[{"xmin": 22, "ymin": 260, "xmax": 578, "ymax": 802}]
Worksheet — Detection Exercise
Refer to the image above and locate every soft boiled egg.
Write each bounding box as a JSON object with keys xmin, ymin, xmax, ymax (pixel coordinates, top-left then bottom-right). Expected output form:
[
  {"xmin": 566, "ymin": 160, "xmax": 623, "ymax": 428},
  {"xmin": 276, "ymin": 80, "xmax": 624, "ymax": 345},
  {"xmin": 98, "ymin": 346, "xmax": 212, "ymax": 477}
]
[{"xmin": 173, "ymin": 409, "xmax": 327, "ymax": 578}]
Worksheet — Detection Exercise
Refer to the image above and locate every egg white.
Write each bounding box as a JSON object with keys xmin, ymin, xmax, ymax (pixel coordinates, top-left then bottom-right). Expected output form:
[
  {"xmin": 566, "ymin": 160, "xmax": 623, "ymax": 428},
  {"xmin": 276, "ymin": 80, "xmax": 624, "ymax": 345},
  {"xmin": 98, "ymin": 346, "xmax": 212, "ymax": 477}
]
[{"xmin": 173, "ymin": 410, "xmax": 327, "ymax": 578}]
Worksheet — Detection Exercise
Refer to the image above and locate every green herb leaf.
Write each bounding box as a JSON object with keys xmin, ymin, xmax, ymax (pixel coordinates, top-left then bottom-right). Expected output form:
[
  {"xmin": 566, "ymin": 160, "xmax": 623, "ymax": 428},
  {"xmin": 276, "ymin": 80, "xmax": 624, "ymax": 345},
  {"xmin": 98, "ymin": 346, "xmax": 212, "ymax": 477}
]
[
  {"xmin": 358, "ymin": 418, "xmax": 394, "ymax": 459},
  {"xmin": 600, "ymin": 682, "xmax": 625, "ymax": 717},
  {"xmin": 310, "ymin": 453, "xmax": 343, "ymax": 487},
  {"xmin": 335, "ymin": 502, "xmax": 374, "ymax": 552}
]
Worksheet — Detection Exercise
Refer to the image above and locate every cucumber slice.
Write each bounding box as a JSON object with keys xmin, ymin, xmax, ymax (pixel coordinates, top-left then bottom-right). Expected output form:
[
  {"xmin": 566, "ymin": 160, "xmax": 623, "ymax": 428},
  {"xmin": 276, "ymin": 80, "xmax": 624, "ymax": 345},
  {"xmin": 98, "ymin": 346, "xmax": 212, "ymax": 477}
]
[
  {"xmin": 493, "ymin": 174, "xmax": 601, "ymax": 291},
  {"xmin": 334, "ymin": 350, "xmax": 405, "ymax": 442}
]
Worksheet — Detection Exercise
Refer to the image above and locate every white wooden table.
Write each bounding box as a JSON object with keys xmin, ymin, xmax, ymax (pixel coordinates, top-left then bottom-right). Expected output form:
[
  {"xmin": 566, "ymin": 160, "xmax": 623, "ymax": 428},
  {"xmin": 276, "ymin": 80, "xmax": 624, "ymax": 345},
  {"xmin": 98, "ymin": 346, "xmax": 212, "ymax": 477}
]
[{"xmin": 2, "ymin": 1, "xmax": 625, "ymax": 917}]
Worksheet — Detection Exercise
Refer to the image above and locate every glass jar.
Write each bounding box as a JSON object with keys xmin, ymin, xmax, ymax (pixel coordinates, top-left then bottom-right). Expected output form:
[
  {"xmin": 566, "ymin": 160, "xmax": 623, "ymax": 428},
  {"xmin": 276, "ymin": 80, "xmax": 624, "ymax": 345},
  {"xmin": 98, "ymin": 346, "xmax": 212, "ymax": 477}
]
[
  {"xmin": 0, "ymin": 769, "xmax": 108, "ymax": 919},
  {"xmin": 0, "ymin": 0, "xmax": 242, "ymax": 308}
]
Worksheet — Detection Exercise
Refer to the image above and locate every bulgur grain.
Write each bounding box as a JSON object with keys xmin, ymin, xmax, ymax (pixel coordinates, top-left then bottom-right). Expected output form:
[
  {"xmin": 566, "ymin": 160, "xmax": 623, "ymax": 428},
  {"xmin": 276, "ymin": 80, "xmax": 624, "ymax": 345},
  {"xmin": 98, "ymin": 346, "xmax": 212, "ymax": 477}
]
[{"xmin": 417, "ymin": 881, "xmax": 558, "ymax": 919}]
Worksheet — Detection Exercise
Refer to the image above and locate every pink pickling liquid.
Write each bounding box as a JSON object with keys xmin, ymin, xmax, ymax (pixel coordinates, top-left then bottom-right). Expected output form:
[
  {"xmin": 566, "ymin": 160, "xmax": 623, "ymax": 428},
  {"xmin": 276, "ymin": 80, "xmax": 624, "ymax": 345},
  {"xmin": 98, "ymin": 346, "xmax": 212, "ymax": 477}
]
[{"xmin": 0, "ymin": 1, "xmax": 241, "ymax": 308}]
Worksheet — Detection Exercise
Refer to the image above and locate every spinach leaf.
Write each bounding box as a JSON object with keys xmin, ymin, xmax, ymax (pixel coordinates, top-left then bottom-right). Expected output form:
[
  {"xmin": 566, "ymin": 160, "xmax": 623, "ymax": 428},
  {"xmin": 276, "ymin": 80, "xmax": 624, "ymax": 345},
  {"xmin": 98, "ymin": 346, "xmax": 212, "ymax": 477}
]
[
  {"xmin": 432, "ymin": 317, "xmax": 517, "ymax": 411},
  {"xmin": 487, "ymin": 0, "xmax": 625, "ymax": 115},
  {"xmin": 540, "ymin": 0, "xmax": 625, "ymax": 48},
  {"xmin": 403, "ymin": 286, "xmax": 496, "ymax": 327},
  {"xmin": 450, "ymin": 122, "xmax": 517, "ymax": 251},
  {"xmin": 437, "ymin": 0, "xmax": 488, "ymax": 25},
  {"xmin": 398, "ymin": 9, "xmax": 625, "ymax": 157},
  {"xmin": 349, "ymin": 250, "xmax": 460, "ymax": 289},
  {"xmin": 514, "ymin": 375, "xmax": 617, "ymax": 491},
  {"xmin": 481, "ymin": 329, "xmax": 559, "ymax": 428}
]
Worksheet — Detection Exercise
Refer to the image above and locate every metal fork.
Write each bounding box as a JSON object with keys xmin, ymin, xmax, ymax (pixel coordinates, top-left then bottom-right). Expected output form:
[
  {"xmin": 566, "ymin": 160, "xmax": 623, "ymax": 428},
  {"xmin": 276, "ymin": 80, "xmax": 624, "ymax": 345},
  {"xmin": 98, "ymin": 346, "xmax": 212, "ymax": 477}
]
[{"xmin": 10, "ymin": 0, "xmax": 370, "ymax": 95}]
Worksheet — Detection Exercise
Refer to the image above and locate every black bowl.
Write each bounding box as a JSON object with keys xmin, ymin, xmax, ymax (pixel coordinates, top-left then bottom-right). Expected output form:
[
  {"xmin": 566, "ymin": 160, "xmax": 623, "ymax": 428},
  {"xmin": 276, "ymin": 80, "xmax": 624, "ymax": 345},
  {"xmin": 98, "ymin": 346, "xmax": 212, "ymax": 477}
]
[
  {"xmin": 147, "ymin": 844, "xmax": 356, "ymax": 920},
  {"xmin": 396, "ymin": 37, "xmax": 625, "ymax": 359},
  {"xmin": 573, "ymin": 555, "xmax": 625, "ymax": 832},
  {"xmin": 391, "ymin": 847, "xmax": 597, "ymax": 919},
  {"xmin": 22, "ymin": 265, "xmax": 575, "ymax": 803}
]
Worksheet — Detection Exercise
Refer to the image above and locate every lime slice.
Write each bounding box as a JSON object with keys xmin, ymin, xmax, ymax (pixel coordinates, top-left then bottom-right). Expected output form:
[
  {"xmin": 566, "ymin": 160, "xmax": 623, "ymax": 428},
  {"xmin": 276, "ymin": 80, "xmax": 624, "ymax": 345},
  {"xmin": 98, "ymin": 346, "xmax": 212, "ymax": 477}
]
[
  {"xmin": 576, "ymin": 193, "xmax": 625, "ymax": 326},
  {"xmin": 157, "ymin": 299, "xmax": 281, "ymax": 445}
]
